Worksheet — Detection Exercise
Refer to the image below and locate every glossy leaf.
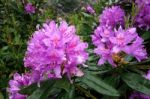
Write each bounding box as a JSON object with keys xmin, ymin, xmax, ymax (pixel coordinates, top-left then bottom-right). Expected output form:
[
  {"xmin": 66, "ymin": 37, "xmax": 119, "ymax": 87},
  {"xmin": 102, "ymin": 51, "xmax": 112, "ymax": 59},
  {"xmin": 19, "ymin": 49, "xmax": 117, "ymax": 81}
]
[
  {"xmin": 20, "ymin": 79, "xmax": 56, "ymax": 95},
  {"xmin": 80, "ymin": 73, "xmax": 120, "ymax": 96},
  {"xmin": 61, "ymin": 86, "xmax": 75, "ymax": 99},
  {"xmin": 27, "ymin": 80, "xmax": 55, "ymax": 99},
  {"xmin": 53, "ymin": 78, "xmax": 71, "ymax": 92},
  {"xmin": 19, "ymin": 82, "xmax": 38, "ymax": 95},
  {"xmin": 121, "ymin": 72, "xmax": 150, "ymax": 95}
]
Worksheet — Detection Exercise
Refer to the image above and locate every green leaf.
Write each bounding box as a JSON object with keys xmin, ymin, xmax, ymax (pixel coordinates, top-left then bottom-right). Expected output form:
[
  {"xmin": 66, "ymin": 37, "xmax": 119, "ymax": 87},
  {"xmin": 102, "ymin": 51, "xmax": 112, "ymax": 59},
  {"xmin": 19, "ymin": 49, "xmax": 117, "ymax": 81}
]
[
  {"xmin": 121, "ymin": 72, "xmax": 150, "ymax": 95},
  {"xmin": 61, "ymin": 86, "xmax": 75, "ymax": 99},
  {"xmin": 102, "ymin": 96, "xmax": 119, "ymax": 99},
  {"xmin": 19, "ymin": 82, "xmax": 39, "ymax": 95},
  {"xmin": 28, "ymin": 89, "xmax": 44, "ymax": 99},
  {"xmin": 79, "ymin": 73, "xmax": 120, "ymax": 96},
  {"xmin": 142, "ymin": 31, "xmax": 150, "ymax": 41},
  {"xmin": 129, "ymin": 58, "xmax": 150, "ymax": 66},
  {"xmin": 27, "ymin": 80, "xmax": 55, "ymax": 99},
  {"xmin": 21, "ymin": 78, "xmax": 72, "ymax": 99},
  {"xmin": 103, "ymin": 76, "xmax": 120, "ymax": 87},
  {"xmin": 53, "ymin": 78, "xmax": 71, "ymax": 92},
  {"xmin": 67, "ymin": 86, "xmax": 75, "ymax": 99}
]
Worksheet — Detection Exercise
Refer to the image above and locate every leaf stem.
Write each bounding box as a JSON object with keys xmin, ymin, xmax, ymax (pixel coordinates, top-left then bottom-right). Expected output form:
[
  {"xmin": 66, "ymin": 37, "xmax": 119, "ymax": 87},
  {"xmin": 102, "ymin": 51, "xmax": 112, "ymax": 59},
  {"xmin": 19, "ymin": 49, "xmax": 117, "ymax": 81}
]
[{"xmin": 129, "ymin": 59, "xmax": 150, "ymax": 66}]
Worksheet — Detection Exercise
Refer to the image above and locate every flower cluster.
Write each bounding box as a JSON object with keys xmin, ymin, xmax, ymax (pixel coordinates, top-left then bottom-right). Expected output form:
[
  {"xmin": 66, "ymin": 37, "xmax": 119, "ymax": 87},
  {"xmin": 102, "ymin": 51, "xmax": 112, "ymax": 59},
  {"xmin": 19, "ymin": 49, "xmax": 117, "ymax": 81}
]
[
  {"xmin": 135, "ymin": 0, "xmax": 150, "ymax": 30},
  {"xmin": 24, "ymin": 20, "xmax": 88, "ymax": 79},
  {"xmin": 25, "ymin": 3, "xmax": 35, "ymax": 14},
  {"xmin": 99, "ymin": 6, "xmax": 125, "ymax": 28},
  {"xmin": 92, "ymin": 6, "xmax": 147, "ymax": 67},
  {"xmin": 7, "ymin": 73, "xmax": 31, "ymax": 99},
  {"xmin": 129, "ymin": 91, "xmax": 150, "ymax": 99},
  {"xmin": 8, "ymin": 20, "xmax": 88, "ymax": 99}
]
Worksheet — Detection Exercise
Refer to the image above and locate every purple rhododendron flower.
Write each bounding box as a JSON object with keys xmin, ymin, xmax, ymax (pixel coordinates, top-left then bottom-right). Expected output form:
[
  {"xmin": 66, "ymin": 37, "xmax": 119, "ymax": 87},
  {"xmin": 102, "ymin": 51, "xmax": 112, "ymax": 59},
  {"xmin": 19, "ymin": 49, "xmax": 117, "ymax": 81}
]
[
  {"xmin": 24, "ymin": 20, "xmax": 88, "ymax": 79},
  {"xmin": 135, "ymin": 0, "xmax": 150, "ymax": 30},
  {"xmin": 86, "ymin": 5, "xmax": 95, "ymax": 14},
  {"xmin": 7, "ymin": 73, "xmax": 31, "ymax": 99},
  {"xmin": 99, "ymin": 6, "xmax": 125, "ymax": 28},
  {"xmin": 91, "ymin": 26, "xmax": 116, "ymax": 66},
  {"xmin": 144, "ymin": 70, "xmax": 150, "ymax": 80},
  {"xmin": 25, "ymin": 3, "xmax": 35, "ymax": 14},
  {"xmin": 129, "ymin": 91, "xmax": 150, "ymax": 99},
  {"xmin": 136, "ymin": 0, "xmax": 150, "ymax": 6},
  {"xmin": 92, "ymin": 26, "xmax": 147, "ymax": 67}
]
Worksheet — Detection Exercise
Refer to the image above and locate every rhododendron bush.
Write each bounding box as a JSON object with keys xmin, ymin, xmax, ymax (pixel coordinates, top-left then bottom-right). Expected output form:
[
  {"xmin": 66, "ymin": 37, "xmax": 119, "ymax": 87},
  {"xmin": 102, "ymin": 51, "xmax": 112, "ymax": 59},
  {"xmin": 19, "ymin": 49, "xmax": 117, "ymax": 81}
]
[{"xmin": 0, "ymin": 0, "xmax": 150, "ymax": 99}]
